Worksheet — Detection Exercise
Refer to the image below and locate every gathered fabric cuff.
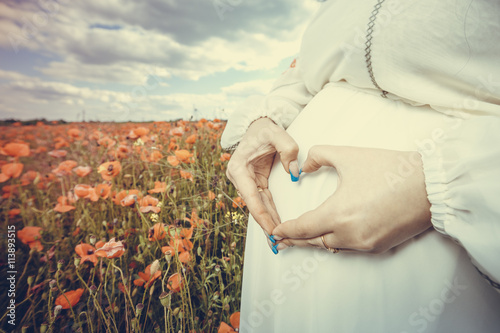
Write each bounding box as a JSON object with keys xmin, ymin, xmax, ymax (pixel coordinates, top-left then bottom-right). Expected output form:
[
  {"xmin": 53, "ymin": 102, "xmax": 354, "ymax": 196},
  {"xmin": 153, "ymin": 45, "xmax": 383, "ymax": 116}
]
[
  {"xmin": 419, "ymin": 115, "xmax": 500, "ymax": 291},
  {"xmin": 420, "ymin": 154, "xmax": 449, "ymax": 235}
]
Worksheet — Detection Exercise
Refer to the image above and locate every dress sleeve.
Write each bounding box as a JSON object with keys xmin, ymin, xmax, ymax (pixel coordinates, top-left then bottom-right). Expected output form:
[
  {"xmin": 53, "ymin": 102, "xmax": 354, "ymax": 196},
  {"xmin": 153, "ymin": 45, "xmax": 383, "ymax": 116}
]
[
  {"xmin": 220, "ymin": 58, "xmax": 314, "ymax": 150},
  {"xmin": 420, "ymin": 115, "xmax": 500, "ymax": 291}
]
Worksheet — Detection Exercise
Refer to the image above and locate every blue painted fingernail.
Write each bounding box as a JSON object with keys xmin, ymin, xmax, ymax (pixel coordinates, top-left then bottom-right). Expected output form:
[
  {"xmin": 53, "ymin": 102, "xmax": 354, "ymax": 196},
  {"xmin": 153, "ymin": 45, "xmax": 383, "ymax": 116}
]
[
  {"xmin": 272, "ymin": 244, "xmax": 279, "ymax": 255},
  {"xmin": 289, "ymin": 168, "xmax": 299, "ymax": 182},
  {"xmin": 299, "ymin": 168, "xmax": 303, "ymax": 175},
  {"xmin": 269, "ymin": 235, "xmax": 276, "ymax": 244}
]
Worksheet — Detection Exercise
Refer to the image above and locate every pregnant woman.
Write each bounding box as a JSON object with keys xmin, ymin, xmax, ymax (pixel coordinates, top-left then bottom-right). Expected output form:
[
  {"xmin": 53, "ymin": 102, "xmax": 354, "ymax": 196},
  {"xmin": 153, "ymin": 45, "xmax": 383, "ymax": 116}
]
[{"xmin": 221, "ymin": 1, "xmax": 500, "ymax": 332}]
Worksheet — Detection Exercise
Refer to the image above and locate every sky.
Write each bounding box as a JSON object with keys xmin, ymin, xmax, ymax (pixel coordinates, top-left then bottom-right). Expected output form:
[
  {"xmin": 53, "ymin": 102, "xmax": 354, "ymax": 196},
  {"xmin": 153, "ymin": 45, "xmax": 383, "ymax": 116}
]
[{"xmin": 0, "ymin": 0, "xmax": 321, "ymax": 122}]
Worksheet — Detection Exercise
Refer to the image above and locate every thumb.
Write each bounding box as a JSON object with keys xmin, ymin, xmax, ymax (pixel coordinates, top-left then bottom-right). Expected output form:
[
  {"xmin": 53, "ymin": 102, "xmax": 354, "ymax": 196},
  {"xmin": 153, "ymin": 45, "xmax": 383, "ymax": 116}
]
[{"xmin": 301, "ymin": 145, "xmax": 341, "ymax": 173}]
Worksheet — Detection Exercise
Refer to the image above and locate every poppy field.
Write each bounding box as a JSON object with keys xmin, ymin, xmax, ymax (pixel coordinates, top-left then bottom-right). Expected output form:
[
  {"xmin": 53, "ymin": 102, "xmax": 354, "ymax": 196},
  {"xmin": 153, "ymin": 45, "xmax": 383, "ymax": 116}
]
[{"xmin": 0, "ymin": 120, "xmax": 245, "ymax": 333}]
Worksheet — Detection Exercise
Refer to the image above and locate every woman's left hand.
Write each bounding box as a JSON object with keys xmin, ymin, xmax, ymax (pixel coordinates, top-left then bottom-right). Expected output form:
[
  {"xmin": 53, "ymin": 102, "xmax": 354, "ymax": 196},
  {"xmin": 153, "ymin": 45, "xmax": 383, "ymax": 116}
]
[{"xmin": 271, "ymin": 145, "xmax": 433, "ymax": 254}]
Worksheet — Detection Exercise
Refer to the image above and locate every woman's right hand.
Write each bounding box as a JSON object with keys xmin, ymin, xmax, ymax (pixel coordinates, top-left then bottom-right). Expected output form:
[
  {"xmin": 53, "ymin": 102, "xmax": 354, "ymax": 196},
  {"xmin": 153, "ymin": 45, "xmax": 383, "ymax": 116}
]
[{"xmin": 226, "ymin": 117, "xmax": 300, "ymax": 248}]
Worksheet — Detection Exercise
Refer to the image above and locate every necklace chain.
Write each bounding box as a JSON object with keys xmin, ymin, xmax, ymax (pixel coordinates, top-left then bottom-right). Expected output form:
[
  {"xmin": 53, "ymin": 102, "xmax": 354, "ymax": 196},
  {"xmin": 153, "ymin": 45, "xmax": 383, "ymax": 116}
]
[{"xmin": 365, "ymin": 0, "xmax": 388, "ymax": 98}]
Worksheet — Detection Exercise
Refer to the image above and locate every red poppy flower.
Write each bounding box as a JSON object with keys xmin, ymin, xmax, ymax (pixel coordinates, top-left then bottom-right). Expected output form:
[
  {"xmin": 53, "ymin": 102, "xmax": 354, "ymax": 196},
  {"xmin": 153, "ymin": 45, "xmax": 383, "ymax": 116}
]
[
  {"xmin": 1, "ymin": 143, "xmax": 30, "ymax": 158},
  {"xmin": 97, "ymin": 161, "xmax": 121, "ymax": 180},
  {"xmin": 91, "ymin": 183, "xmax": 111, "ymax": 201},
  {"xmin": 121, "ymin": 194, "xmax": 139, "ymax": 206},
  {"xmin": 148, "ymin": 181, "xmax": 167, "ymax": 194},
  {"xmin": 167, "ymin": 155, "xmax": 180, "ymax": 167},
  {"xmin": 218, "ymin": 312, "xmax": 240, "ymax": 333},
  {"xmin": 20, "ymin": 170, "xmax": 39, "ymax": 186},
  {"xmin": 97, "ymin": 136, "xmax": 116, "ymax": 148},
  {"xmin": 73, "ymin": 166, "xmax": 92, "ymax": 177},
  {"xmin": 74, "ymin": 184, "xmax": 93, "ymax": 199},
  {"xmin": 140, "ymin": 195, "xmax": 161, "ymax": 213},
  {"xmin": 169, "ymin": 127, "xmax": 184, "ymax": 137},
  {"xmin": 169, "ymin": 237, "xmax": 194, "ymax": 253},
  {"xmin": 67, "ymin": 128, "xmax": 83, "ymax": 140},
  {"xmin": 128, "ymin": 127, "xmax": 149, "ymax": 139},
  {"xmin": 48, "ymin": 150, "xmax": 68, "ymax": 158},
  {"xmin": 175, "ymin": 150, "xmax": 193, "ymax": 163},
  {"xmin": 54, "ymin": 196, "xmax": 76, "ymax": 213},
  {"xmin": 17, "ymin": 226, "xmax": 43, "ymax": 251},
  {"xmin": 52, "ymin": 160, "xmax": 78, "ymax": 177},
  {"xmin": 112, "ymin": 189, "xmax": 142, "ymax": 205},
  {"xmin": 148, "ymin": 150, "xmax": 163, "ymax": 163},
  {"xmin": 180, "ymin": 170, "xmax": 193, "ymax": 182},
  {"xmin": 184, "ymin": 209, "xmax": 206, "ymax": 227},
  {"xmin": 55, "ymin": 288, "xmax": 84, "ymax": 309},
  {"xmin": 95, "ymin": 238, "xmax": 125, "ymax": 258},
  {"xmin": 0, "ymin": 163, "xmax": 24, "ymax": 182},
  {"xmin": 167, "ymin": 273, "xmax": 183, "ymax": 293},
  {"xmin": 133, "ymin": 263, "xmax": 162, "ymax": 288},
  {"xmin": 232, "ymin": 196, "xmax": 246, "ymax": 209},
  {"xmin": 185, "ymin": 134, "xmax": 197, "ymax": 144},
  {"xmin": 8, "ymin": 208, "xmax": 21, "ymax": 218},
  {"xmin": 148, "ymin": 223, "xmax": 167, "ymax": 241},
  {"xmin": 75, "ymin": 243, "xmax": 98, "ymax": 266},
  {"xmin": 220, "ymin": 153, "xmax": 231, "ymax": 162}
]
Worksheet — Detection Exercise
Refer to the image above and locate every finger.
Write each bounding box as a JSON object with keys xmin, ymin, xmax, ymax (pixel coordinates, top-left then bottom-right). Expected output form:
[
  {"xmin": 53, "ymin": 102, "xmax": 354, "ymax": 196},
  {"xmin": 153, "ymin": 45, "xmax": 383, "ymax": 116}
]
[
  {"xmin": 282, "ymin": 234, "xmax": 352, "ymax": 253},
  {"xmin": 271, "ymin": 200, "xmax": 335, "ymax": 240},
  {"xmin": 268, "ymin": 128, "xmax": 300, "ymax": 178},
  {"xmin": 232, "ymin": 175, "xmax": 277, "ymax": 234},
  {"xmin": 260, "ymin": 188, "xmax": 281, "ymax": 225},
  {"xmin": 301, "ymin": 145, "xmax": 340, "ymax": 173}
]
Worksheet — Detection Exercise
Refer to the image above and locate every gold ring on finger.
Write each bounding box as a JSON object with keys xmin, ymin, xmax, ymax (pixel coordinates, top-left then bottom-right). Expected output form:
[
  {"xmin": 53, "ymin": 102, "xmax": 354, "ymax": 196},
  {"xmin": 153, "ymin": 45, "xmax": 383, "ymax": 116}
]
[{"xmin": 321, "ymin": 235, "xmax": 340, "ymax": 254}]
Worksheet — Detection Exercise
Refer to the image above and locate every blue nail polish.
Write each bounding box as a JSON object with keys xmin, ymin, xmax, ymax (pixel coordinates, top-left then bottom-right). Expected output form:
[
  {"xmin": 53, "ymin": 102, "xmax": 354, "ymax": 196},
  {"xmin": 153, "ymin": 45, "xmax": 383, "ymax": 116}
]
[
  {"xmin": 289, "ymin": 168, "xmax": 299, "ymax": 182},
  {"xmin": 269, "ymin": 235, "xmax": 276, "ymax": 244},
  {"xmin": 299, "ymin": 168, "xmax": 303, "ymax": 175},
  {"xmin": 272, "ymin": 244, "xmax": 279, "ymax": 254}
]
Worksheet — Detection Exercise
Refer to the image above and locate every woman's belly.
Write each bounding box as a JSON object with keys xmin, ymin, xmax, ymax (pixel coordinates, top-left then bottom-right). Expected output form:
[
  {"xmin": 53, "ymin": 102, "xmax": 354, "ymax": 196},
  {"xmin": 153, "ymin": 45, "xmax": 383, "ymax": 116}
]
[{"xmin": 240, "ymin": 83, "xmax": 500, "ymax": 333}]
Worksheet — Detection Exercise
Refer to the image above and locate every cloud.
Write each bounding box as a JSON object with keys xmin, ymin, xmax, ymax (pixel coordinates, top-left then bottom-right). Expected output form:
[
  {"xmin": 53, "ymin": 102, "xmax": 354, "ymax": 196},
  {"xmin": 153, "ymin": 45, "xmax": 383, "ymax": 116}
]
[
  {"xmin": 1, "ymin": 0, "xmax": 316, "ymax": 83},
  {"xmin": 0, "ymin": 0, "xmax": 321, "ymax": 120},
  {"xmin": 221, "ymin": 78, "xmax": 275, "ymax": 97}
]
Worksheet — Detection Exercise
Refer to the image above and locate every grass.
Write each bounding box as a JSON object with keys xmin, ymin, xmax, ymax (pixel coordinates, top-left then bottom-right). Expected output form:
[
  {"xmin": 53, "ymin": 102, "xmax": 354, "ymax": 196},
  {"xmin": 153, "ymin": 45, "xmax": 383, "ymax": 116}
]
[{"xmin": 0, "ymin": 120, "xmax": 246, "ymax": 332}]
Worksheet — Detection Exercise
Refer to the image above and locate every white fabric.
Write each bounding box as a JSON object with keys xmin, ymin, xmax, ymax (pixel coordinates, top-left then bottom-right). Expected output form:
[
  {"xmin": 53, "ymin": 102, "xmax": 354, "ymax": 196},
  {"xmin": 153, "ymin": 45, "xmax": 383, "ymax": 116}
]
[{"xmin": 221, "ymin": 0, "xmax": 500, "ymax": 331}]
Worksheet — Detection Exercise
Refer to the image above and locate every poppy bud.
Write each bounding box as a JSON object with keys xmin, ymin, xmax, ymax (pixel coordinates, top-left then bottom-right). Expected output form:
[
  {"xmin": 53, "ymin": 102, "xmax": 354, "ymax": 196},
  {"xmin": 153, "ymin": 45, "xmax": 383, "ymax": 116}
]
[
  {"xmin": 22, "ymin": 326, "xmax": 29, "ymax": 333},
  {"xmin": 90, "ymin": 285, "xmax": 97, "ymax": 295},
  {"xmin": 172, "ymin": 307, "xmax": 180, "ymax": 316},
  {"xmin": 57, "ymin": 259, "xmax": 64, "ymax": 271},
  {"xmin": 149, "ymin": 284, "xmax": 155, "ymax": 296},
  {"xmin": 89, "ymin": 235, "xmax": 97, "ymax": 245},
  {"xmin": 74, "ymin": 257, "xmax": 81, "ymax": 267},
  {"xmin": 159, "ymin": 291, "xmax": 171, "ymax": 308},
  {"xmin": 164, "ymin": 250, "xmax": 173, "ymax": 264},
  {"xmin": 150, "ymin": 260, "xmax": 160, "ymax": 276},
  {"xmin": 54, "ymin": 305, "xmax": 62, "ymax": 317},
  {"xmin": 27, "ymin": 275, "xmax": 34, "ymax": 286},
  {"xmin": 136, "ymin": 303, "xmax": 144, "ymax": 316},
  {"xmin": 40, "ymin": 322, "xmax": 48, "ymax": 333},
  {"xmin": 49, "ymin": 280, "xmax": 56, "ymax": 289}
]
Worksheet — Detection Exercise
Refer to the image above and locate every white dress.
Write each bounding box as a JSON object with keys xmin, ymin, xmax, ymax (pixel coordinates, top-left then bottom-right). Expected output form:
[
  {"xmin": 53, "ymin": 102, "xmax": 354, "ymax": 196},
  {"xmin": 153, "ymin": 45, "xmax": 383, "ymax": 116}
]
[{"xmin": 221, "ymin": 1, "xmax": 500, "ymax": 332}]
